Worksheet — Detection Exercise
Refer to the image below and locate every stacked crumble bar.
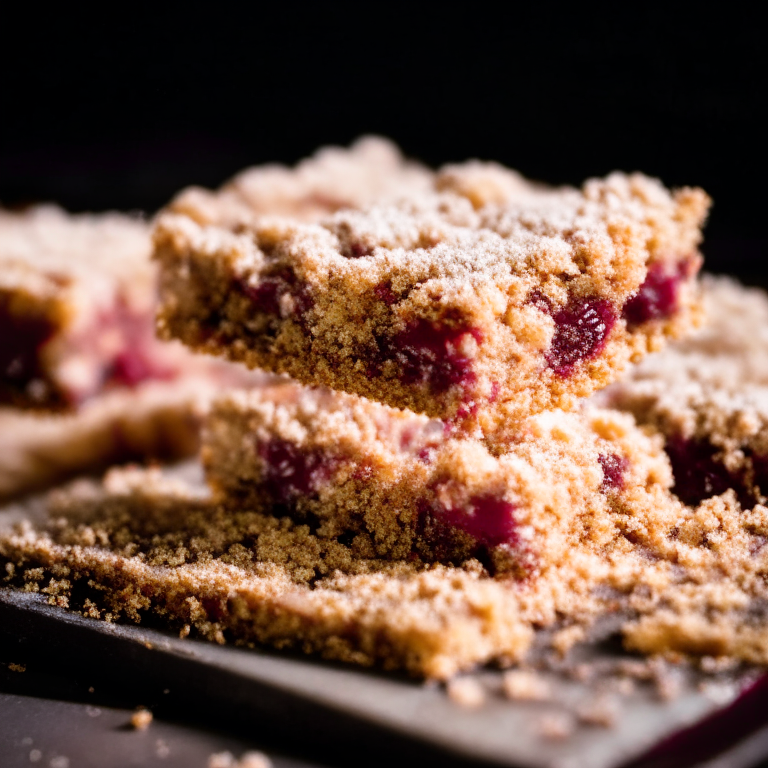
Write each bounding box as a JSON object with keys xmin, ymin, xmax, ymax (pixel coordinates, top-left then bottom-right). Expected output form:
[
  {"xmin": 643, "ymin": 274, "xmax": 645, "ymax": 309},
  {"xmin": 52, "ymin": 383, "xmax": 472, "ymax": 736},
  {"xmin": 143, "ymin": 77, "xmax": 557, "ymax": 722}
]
[
  {"xmin": 8, "ymin": 138, "xmax": 768, "ymax": 680},
  {"xmin": 155, "ymin": 147, "xmax": 708, "ymax": 435}
]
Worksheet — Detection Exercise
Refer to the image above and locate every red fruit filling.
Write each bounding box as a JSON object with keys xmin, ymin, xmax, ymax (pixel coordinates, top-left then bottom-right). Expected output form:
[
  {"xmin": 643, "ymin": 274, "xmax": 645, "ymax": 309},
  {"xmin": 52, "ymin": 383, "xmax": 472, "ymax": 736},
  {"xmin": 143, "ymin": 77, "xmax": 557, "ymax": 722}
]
[
  {"xmin": 665, "ymin": 436, "xmax": 756, "ymax": 508},
  {"xmin": 622, "ymin": 262, "xmax": 685, "ymax": 328},
  {"xmin": 373, "ymin": 281, "xmax": 398, "ymax": 306},
  {"xmin": 343, "ymin": 241, "xmax": 374, "ymax": 259},
  {"xmin": 598, "ymin": 452, "xmax": 628, "ymax": 492},
  {"xmin": 543, "ymin": 295, "xmax": 617, "ymax": 376},
  {"xmin": 372, "ymin": 319, "xmax": 483, "ymax": 394},
  {"xmin": 258, "ymin": 439, "xmax": 337, "ymax": 510},
  {"xmin": 749, "ymin": 452, "xmax": 768, "ymax": 498},
  {"xmin": 0, "ymin": 305, "xmax": 55, "ymax": 398},
  {"xmin": 240, "ymin": 270, "xmax": 313, "ymax": 324},
  {"xmin": 415, "ymin": 492, "xmax": 520, "ymax": 572}
]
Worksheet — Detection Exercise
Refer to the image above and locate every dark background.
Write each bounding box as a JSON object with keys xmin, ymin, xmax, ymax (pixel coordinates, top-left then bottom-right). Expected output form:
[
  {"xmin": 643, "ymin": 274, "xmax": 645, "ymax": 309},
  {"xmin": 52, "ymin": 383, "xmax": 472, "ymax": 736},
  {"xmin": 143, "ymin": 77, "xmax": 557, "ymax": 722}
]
[{"xmin": 0, "ymin": 7, "xmax": 765, "ymax": 279}]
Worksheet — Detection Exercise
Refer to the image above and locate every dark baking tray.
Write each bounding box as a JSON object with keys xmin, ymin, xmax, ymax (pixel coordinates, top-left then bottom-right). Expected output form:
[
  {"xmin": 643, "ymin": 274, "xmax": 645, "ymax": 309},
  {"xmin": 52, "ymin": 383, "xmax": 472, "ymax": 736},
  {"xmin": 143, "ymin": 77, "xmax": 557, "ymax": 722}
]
[{"xmin": 3, "ymin": 588, "xmax": 768, "ymax": 768}]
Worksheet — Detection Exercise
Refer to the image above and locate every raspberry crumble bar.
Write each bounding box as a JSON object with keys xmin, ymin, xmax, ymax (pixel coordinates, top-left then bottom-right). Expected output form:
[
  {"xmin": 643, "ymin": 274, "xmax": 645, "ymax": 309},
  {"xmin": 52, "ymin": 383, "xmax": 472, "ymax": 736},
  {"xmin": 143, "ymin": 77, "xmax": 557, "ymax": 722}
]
[
  {"xmin": 154, "ymin": 153, "xmax": 709, "ymax": 433},
  {"xmin": 0, "ymin": 205, "xmax": 195, "ymax": 410},
  {"xmin": 203, "ymin": 382, "xmax": 670, "ymax": 577},
  {"xmin": 606, "ymin": 276, "xmax": 768, "ymax": 511}
]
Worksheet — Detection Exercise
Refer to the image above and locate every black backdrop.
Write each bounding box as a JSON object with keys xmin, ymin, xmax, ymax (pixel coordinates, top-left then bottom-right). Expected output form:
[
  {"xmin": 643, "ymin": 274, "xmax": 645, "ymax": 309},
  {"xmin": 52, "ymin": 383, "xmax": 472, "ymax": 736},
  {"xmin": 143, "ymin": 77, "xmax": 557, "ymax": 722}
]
[{"xmin": 1, "ymin": 6, "xmax": 765, "ymax": 280}]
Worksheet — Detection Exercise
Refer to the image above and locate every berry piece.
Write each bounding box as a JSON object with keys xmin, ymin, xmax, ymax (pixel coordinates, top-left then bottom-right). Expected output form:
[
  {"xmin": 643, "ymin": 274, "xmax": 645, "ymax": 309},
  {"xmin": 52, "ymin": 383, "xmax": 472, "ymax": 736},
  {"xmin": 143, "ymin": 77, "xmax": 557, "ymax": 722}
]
[
  {"xmin": 545, "ymin": 296, "xmax": 617, "ymax": 376},
  {"xmin": 0, "ymin": 308, "xmax": 54, "ymax": 391},
  {"xmin": 373, "ymin": 319, "xmax": 483, "ymax": 395},
  {"xmin": 441, "ymin": 494, "xmax": 519, "ymax": 548},
  {"xmin": 665, "ymin": 436, "xmax": 756, "ymax": 508},
  {"xmin": 240, "ymin": 270, "xmax": 314, "ymax": 322},
  {"xmin": 258, "ymin": 439, "xmax": 337, "ymax": 510},
  {"xmin": 622, "ymin": 262, "xmax": 682, "ymax": 327},
  {"xmin": 598, "ymin": 453, "xmax": 628, "ymax": 492}
]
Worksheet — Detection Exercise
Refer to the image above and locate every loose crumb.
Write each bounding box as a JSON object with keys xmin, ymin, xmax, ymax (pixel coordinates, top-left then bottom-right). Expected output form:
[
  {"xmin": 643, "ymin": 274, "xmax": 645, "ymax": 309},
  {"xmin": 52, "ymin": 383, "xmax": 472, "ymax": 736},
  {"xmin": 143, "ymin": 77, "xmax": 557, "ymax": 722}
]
[
  {"xmin": 446, "ymin": 677, "xmax": 486, "ymax": 708},
  {"xmin": 29, "ymin": 750, "xmax": 41, "ymax": 763},
  {"xmin": 130, "ymin": 708, "xmax": 153, "ymax": 730},
  {"xmin": 208, "ymin": 753, "xmax": 272, "ymax": 768},
  {"xmin": 538, "ymin": 713, "xmax": 575, "ymax": 740},
  {"xmin": 551, "ymin": 626, "xmax": 586, "ymax": 656},
  {"xmin": 85, "ymin": 706, "xmax": 101, "ymax": 718},
  {"xmin": 577, "ymin": 694, "xmax": 619, "ymax": 727},
  {"xmin": 698, "ymin": 680, "xmax": 740, "ymax": 706},
  {"xmin": 8, "ymin": 663, "xmax": 26, "ymax": 672},
  {"xmin": 49, "ymin": 757, "xmax": 69, "ymax": 768},
  {"xmin": 155, "ymin": 739, "xmax": 170, "ymax": 759},
  {"xmin": 238, "ymin": 754, "xmax": 273, "ymax": 768},
  {"xmin": 502, "ymin": 670, "xmax": 551, "ymax": 701}
]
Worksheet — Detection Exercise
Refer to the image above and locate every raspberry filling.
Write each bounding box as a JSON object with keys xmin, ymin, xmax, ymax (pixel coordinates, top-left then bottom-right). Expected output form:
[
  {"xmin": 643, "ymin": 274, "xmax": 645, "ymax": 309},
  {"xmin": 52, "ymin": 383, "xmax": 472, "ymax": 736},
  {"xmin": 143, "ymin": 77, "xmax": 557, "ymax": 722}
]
[
  {"xmin": 665, "ymin": 436, "xmax": 756, "ymax": 508},
  {"xmin": 416, "ymin": 491, "xmax": 520, "ymax": 569},
  {"xmin": 622, "ymin": 262, "xmax": 685, "ymax": 327},
  {"xmin": 258, "ymin": 439, "xmax": 337, "ymax": 510},
  {"xmin": 373, "ymin": 319, "xmax": 483, "ymax": 395},
  {"xmin": 542, "ymin": 295, "xmax": 617, "ymax": 376},
  {"xmin": 0, "ymin": 306, "xmax": 55, "ymax": 397},
  {"xmin": 1, "ymin": 299, "xmax": 177, "ymax": 405},
  {"xmin": 343, "ymin": 241, "xmax": 374, "ymax": 259},
  {"xmin": 598, "ymin": 452, "xmax": 628, "ymax": 492},
  {"xmin": 100, "ymin": 306, "xmax": 178, "ymax": 391},
  {"xmin": 373, "ymin": 281, "xmax": 398, "ymax": 306},
  {"xmin": 241, "ymin": 270, "xmax": 313, "ymax": 324}
]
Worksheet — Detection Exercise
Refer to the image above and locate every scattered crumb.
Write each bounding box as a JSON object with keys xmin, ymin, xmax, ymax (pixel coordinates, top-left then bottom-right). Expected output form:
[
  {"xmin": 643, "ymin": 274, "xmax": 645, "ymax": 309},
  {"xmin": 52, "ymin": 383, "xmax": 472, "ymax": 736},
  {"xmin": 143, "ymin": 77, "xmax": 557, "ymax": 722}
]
[
  {"xmin": 700, "ymin": 656, "xmax": 740, "ymax": 674},
  {"xmin": 649, "ymin": 658, "xmax": 684, "ymax": 701},
  {"xmin": 238, "ymin": 753, "xmax": 273, "ymax": 768},
  {"xmin": 49, "ymin": 757, "xmax": 69, "ymax": 768},
  {"xmin": 577, "ymin": 694, "xmax": 619, "ymax": 727},
  {"xmin": 502, "ymin": 670, "xmax": 551, "ymax": 701},
  {"xmin": 538, "ymin": 712, "xmax": 575, "ymax": 740},
  {"xmin": 614, "ymin": 659, "xmax": 653, "ymax": 681},
  {"xmin": 85, "ymin": 706, "xmax": 102, "ymax": 718},
  {"xmin": 568, "ymin": 663, "xmax": 594, "ymax": 683},
  {"xmin": 446, "ymin": 677, "xmax": 486, "ymax": 708},
  {"xmin": 8, "ymin": 663, "xmax": 26, "ymax": 673},
  {"xmin": 163, "ymin": 688, "xmax": 170, "ymax": 694},
  {"xmin": 551, "ymin": 625, "xmax": 586, "ymax": 656},
  {"xmin": 209, "ymin": 753, "xmax": 235, "ymax": 768},
  {"xmin": 156, "ymin": 739, "xmax": 170, "ymax": 759},
  {"xmin": 130, "ymin": 708, "xmax": 153, "ymax": 730},
  {"xmin": 698, "ymin": 680, "xmax": 740, "ymax": 706},
  {"xmin": 208, "ymin": 753, "xmax": 271, "ymax": 768},
  {"xmin": 607, "ymin": 676, "xmax": 636, "ymax": 696},
  {"xmin": 88, "ymin": 687, "xmax": 94, "ymax": 694},
  {"xmin": 29, "ymin": 750, "xmax": 41, "ymax": 763},
  {"xmin": 21, "ymin": 737, "xmax": 32, "ymax": 746}
]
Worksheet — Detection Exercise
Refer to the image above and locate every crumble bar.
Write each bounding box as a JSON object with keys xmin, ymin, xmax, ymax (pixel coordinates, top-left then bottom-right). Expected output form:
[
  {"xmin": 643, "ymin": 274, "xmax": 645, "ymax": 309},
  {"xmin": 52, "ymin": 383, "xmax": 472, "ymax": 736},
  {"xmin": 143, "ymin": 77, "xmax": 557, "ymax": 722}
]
[
  {"xmin": 0, "ymin": 205, "xmax": 197, "ymax": 410},
  {"xmin": 154, "ymin": 143, "xmax": 709, "ymax": 434},
  {"xmin": 0, "ymin": 466, "xmax": 533, "ymax": 679},
  {"xmin": 202, "ymin": 382, "xmax": 671, "ymax": 576},
  {"xmin": 4, "ymin": 438, "xmax": 768, "ymax": 677},
  {"xmin": 606, "ymin": 277, "xmax": 768, "ymax": 511},
  {"xmin": 0, "ymin": 375, "xmax": 226, "ymax": 501}
]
